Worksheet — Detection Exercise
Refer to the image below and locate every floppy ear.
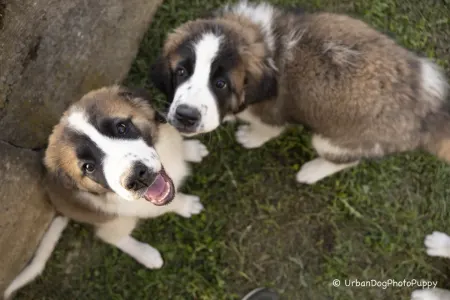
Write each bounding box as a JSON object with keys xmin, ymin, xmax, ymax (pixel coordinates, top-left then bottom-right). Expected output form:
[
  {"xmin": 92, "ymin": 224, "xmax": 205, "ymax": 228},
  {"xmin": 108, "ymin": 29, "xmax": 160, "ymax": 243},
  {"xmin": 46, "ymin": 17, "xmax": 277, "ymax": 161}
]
[
  {"xmin": 244, "ymin": 61, "xmax": 278, "ymax": 105},
  {"xmin": 148, "ymin": 55, "xmax": 174, "ymax": 101}
]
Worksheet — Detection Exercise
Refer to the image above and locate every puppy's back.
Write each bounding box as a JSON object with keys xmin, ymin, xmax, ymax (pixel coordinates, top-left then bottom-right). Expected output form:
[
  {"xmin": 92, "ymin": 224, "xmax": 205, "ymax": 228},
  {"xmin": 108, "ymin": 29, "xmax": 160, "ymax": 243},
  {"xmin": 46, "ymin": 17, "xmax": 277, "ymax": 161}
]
[{"xmin": 280, "ymin": 12, "xmax": 448, "ymax": 155}]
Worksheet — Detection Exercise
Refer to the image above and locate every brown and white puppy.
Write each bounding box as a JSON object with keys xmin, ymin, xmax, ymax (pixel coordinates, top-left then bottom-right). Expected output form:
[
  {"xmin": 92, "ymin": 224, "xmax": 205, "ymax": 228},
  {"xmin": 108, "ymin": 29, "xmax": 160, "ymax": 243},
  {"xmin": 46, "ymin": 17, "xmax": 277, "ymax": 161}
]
[
  {"xmin": 3, "ymin": 85, "xmax": 209, "ymax": 299},
  {"xmin": 149, "ymin": 0, "xmax": 449, "ymax": 184},
  {"xmin": 411, "ymin": 232, "xmax": 450, "ymax": 300}
]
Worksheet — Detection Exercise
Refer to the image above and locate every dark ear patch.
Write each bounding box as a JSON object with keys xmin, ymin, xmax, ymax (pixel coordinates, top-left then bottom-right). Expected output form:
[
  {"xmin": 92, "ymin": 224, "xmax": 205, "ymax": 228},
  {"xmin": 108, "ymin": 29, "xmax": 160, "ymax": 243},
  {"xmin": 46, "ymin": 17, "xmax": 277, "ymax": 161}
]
[
  {"xmin": 148, "ymin": 55, "xmax": 174, "ymax": 101},
  {"xmin": 244, "ymin": 65, "xmax": 278, "ymax": 105}
]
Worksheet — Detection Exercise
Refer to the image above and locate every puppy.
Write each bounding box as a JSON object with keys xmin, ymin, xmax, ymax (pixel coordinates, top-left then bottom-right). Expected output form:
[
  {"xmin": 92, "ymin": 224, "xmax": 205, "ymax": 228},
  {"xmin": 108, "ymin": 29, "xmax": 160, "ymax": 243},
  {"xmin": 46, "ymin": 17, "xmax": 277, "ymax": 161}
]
[
  {"xmin": 411, "ymin": 232, "xmax": 450, "ymax": 300},
  {"xmin": 149, "ymin": 0, "xmax": 449, "ymax": 184},
  {"xmin": 3, "ymin": 85, "xmax": 209, "ymax": 299}
]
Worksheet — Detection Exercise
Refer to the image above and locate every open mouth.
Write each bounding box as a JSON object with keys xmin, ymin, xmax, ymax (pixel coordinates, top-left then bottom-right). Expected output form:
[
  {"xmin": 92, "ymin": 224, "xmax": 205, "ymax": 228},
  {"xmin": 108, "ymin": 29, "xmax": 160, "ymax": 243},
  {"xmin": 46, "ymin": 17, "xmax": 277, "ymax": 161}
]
[{"xmin": 142, "ymin": 169, "xmax": 175, "ymax": 206}]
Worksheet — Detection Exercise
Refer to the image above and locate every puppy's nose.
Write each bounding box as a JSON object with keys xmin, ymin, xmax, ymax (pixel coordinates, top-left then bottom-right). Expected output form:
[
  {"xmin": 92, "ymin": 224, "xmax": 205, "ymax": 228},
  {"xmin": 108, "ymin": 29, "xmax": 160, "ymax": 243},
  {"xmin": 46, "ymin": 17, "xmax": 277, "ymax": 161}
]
[
  {"xmin": 124, "ymin": 162, "xmax": 156, "ymax": 191},
  {"xmin": 175, "ymin": 104, "xmax": 201, "ymax": 127}
]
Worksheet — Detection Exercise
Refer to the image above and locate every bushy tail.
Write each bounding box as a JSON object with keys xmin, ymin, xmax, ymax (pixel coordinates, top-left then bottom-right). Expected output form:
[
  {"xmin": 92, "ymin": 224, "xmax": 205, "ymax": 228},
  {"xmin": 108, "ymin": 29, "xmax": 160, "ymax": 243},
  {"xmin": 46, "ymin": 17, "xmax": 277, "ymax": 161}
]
[
  {"xmin": 3, "ymin": 216, "xmax": 69, "ymax": 300},
  {"xmin": 419, "ymin": 58, "xmax": 450, "ymax": 162}
]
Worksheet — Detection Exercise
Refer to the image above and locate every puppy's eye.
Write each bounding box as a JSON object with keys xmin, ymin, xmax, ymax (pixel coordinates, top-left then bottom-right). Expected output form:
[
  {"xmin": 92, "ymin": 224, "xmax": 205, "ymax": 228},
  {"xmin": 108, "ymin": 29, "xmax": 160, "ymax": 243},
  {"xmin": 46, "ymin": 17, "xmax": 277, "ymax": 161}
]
[
  {"xmin": 83, "ymin": 163, "xmax": 95, "ymax": 173},
  {"xmin": 116, "ymin": 122, "xmax": 128, "ymax": 135},
  {"xmin": 175, "ymin": 67, "xmax": 186, "ymax": 77},
  {"xmin": 215, "ymin": 79, "xmax": 227, "ymax": 89}
]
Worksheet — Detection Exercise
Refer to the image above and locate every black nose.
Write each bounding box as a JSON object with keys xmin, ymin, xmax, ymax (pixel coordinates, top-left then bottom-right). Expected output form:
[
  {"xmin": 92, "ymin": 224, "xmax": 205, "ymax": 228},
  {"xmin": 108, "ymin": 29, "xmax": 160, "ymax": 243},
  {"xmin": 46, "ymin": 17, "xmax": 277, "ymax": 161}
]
[
  {"xmin": 124, "ymin": 162, "xmax": 156, "ymax": 191},
  {"xmin": 174, "ymin": 104, "xmax": 201, "ymax": 127}
]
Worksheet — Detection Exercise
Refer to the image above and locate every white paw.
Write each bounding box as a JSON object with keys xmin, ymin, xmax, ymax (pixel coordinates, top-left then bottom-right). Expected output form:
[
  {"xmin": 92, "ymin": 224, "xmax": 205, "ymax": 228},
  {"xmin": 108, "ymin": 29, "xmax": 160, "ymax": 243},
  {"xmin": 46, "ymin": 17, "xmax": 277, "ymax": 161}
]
[
  {"xmin": 176, "ymin": 194, "xmax": 204, "ymax": 218},
  {"xmin": 183, "ymin": 139, "xmax": 209, "ymax": 163},
  {"xmin": 296, "ymin": 158, "xmax": 358, "ymax": 184},
  {"xmin": 136, "ymin": 243, "xmax": 164, "ymax": 269},
  {"xmin": 411, "ymin": 289, "xmax": 450, "ymax": 300},
  {"xmin": 235, "ymin": 125, "xmax": 268, "ymax": 149},
  {"xmin": 425, "ymin": 231, "xmax": 450, "ymax": 258}
]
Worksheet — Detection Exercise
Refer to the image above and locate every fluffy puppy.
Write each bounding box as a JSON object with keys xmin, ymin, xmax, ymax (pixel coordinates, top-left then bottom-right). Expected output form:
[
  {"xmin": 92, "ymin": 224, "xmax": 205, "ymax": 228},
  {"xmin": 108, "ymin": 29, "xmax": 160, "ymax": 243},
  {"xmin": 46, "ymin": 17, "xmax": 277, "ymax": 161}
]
[
  {"xmin": 149, "ymin": 0, "xmax": 449, "ymax": 184},
  {"xmin": 3, "ymin": 85, "xmax": 209, "ymax": 299}
]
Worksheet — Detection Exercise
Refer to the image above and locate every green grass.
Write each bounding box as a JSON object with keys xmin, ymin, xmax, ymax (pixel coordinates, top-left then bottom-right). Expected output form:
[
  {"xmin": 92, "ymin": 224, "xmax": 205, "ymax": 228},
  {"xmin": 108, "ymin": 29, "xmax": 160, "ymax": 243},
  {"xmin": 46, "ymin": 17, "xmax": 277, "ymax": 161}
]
[{"xmin": 16, "ymin": 0, "xmax": 450, "ymax": 299}]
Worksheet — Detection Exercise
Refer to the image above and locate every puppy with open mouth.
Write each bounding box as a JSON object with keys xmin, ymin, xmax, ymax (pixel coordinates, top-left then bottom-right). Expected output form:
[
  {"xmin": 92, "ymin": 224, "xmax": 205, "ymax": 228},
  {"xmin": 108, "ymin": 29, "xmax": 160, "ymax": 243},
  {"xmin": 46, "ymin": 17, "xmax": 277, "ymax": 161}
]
[
  {"xmin": 150, "ymin": 0, "xmax": 449, "ymax": 184},
  {"xmin": 4, "ymin": 85, "xmax": 209, "ymax": 299}
]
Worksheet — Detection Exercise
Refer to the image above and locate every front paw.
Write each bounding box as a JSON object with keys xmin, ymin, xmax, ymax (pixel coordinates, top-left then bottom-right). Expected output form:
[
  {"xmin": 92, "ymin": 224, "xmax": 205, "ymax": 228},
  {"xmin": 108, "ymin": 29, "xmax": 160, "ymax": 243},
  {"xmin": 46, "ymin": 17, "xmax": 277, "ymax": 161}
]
[
  {"xmin": 183, "ymin": 139, "xmax": 209, "ymax": 163},
  {"xmin": 425, "ymin": 231, "xmax": 450, "ymax": 258},
  {"xmin": 176, "ymin": 194, "xmax": 204, "ymax": 218},
  {"xmin": 136, "ymin": 243, "xmax": 164, "ymax": 269},
  {"xmin": 235, "ymin": 125, "xmax": 268, "ymax": 149}
]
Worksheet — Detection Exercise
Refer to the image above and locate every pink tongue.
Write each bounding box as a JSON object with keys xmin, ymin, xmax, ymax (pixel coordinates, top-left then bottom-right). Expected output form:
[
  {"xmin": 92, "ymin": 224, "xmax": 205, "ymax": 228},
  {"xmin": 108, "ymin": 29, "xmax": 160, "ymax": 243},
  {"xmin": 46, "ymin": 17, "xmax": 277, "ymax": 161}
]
[{"xmin": 144, "ymin": 174, "xmax": 166, "ymax": 199}]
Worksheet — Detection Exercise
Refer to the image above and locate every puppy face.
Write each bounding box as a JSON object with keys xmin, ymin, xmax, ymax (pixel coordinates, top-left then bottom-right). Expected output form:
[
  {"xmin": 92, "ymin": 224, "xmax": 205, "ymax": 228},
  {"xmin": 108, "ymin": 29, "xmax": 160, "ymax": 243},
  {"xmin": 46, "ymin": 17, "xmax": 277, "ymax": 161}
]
[
  {"xmin": 150, "ymin": 19, "xmax": 278, "ymax": 136},
  {"xmin": 44, "ymin": 86, "xmax": 175, "ymax": 206}
]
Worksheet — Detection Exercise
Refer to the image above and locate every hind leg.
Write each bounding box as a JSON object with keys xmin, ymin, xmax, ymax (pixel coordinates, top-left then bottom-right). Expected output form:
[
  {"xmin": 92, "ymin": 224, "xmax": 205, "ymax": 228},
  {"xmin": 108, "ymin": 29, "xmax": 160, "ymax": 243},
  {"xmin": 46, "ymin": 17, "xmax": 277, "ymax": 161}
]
[
  {"xmin": 296, "ymin": 135, "xmax": 361, "ymax": 184},
  {"xmin": 296, "ymin": 158, "xmax": 359, "ymax": 184},
  {"xmin": 96, "ymin": 217, "xmax": 164, "ymax": 269}
]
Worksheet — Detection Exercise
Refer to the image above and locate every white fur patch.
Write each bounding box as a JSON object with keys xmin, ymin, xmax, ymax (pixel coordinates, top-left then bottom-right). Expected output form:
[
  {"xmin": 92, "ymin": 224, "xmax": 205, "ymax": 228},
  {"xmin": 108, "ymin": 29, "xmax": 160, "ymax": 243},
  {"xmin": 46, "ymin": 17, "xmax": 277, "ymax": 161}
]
[
  {"xmin": 420, "ymin": 58, "xmax": 449, "ymax": 107},
  {"xmin": 67, "ymin": 110, "xmax": 161, "ymax": 201},
  {"xmin": 296, "ymin": 158, "xmax": 359, "ymax": 184},
  {"xmin": 168, "ymin": 33, "xmax": 222, "ymax": 134},
  {"xmin": 411, "ymin": 288, "xmax": 450, "ymax": 300},
  {"xmin": 4, "ymin": 216, "xmax": 69, "ymax": 299},
  {"xmin": 312, "ymin": 135, "xmax": 384, "ymax": 158},
  {"xmin": 115, "ymin": 235, "xmax": 164, "ymax": 269},
  {"xmin": 223, "ymin": 0, "xmax": 275, "ymax": 53},
  {"xmin": 424, "ymin": 231, "xmax": 450, "ymax": 258}
]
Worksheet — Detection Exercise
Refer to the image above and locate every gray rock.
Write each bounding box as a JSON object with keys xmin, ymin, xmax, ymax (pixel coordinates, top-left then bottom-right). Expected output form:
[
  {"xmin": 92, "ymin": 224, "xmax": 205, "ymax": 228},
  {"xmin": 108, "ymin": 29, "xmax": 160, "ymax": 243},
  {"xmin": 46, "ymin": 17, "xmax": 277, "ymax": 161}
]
[
  {"xmin": 0, "ymin": 142, "xmax": 54, "ymax": 294},
  {"xmin": 0, "ymin": 0, "xmax": 163, "ymax": 294},
  {"xmin": 0, "ymin": 0, "xmax": 163, "ymax": 149}
]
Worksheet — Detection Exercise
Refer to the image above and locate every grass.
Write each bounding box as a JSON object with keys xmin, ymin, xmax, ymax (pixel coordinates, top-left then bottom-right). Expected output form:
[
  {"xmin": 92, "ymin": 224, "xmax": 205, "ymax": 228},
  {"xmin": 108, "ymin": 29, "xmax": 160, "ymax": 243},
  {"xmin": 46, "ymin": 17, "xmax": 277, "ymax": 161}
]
[{"xmin": 15, "ymin": 0, "xmax": 450, "ymax": 299}]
